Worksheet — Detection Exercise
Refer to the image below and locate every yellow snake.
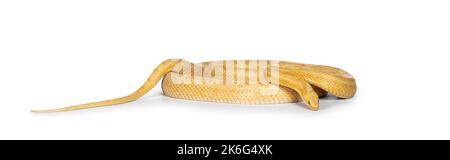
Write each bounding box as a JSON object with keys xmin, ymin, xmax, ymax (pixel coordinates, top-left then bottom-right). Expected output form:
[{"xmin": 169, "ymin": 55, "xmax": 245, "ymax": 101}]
[{"xmin": 31, "ymin": 59, "xmax": 357, "ymax": 112}]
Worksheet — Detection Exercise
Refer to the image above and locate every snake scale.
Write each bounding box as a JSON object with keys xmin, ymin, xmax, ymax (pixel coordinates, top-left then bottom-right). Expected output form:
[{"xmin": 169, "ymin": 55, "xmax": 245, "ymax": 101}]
[{"xmin": 32, "ymin": 59, "xmax": 357, "ymax": 112}]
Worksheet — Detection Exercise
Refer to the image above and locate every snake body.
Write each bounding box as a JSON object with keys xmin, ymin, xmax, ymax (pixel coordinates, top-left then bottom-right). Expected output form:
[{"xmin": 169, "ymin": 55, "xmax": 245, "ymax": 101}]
[{"xmin": 32, "ymin": 59, "xmax": 356, "ymax": 112}]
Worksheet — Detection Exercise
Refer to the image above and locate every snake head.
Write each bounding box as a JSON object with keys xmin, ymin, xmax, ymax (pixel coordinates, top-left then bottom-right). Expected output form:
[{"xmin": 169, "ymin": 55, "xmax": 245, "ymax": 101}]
[
  {"xmin": 299, "ymin": 87, "xmax": 319, "ymax": 111},
  {"xmin": 304, "ymin": 95, "xmax": 319, "ymax": 111}
]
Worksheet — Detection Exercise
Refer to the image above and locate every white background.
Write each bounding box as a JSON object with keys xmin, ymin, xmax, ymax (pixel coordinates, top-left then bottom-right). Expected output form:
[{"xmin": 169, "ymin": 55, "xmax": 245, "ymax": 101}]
[{"xmin": 1, "ymin": 0, "xmax": 449, "ymax": 139}]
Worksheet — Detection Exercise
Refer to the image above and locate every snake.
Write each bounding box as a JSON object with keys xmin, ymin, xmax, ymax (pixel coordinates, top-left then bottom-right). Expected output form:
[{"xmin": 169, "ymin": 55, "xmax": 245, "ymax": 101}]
[{"xmin": 31, "ymin": 59, "xmax": 357, "ymax": 112}]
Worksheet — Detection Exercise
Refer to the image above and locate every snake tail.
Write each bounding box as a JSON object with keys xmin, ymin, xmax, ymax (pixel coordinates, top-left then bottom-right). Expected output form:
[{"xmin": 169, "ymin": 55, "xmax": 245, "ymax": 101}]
[{"xmin": 31, "ymin": 59, "xmax": 185, "ymax": 112}]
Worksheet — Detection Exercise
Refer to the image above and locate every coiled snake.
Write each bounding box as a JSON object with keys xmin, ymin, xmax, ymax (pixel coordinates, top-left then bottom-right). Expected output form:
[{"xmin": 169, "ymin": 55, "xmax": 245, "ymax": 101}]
[{"xmin": 32, "ymin": 59, "xmax": 357, "ymax": 112}]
